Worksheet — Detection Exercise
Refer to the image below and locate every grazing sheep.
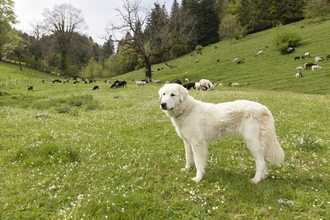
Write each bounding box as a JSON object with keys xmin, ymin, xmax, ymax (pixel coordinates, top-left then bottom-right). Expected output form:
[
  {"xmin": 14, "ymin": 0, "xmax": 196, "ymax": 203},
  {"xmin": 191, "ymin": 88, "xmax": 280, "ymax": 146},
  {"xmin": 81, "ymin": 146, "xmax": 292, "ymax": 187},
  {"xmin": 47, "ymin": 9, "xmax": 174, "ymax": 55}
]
[
  {"xmin": 92, "ymin": 85, "xmax": 99, "ymax": 90},
  {"xmin": 232, "ymin": 58, "xmax": 238, "ymax": 62},
  {"xmin": 107, "ymin": 80, "xmax": 112, "ymax": 84},
  {"xmin": 136, "ymin": 81, "xmax": 146, "ymax": 87},
  {"xmin": 304, "ymin": 62, "xmax": 316, "ymax": 69},
  {"xmin": 229, "ymin": 82, "xmax": 240, "ymax": 87},
  {"xmin": 217, "ymin": 59, "xmax": 220, "ymax": 62},
  {"xmin": 294, "ymin": 57, "xmax": 300, "ymax": 60},
  {"xmin": 213, "ymin": 50, "xmax": 215, "ymax": 53},
  {"xmin": 312, "ymin": 65, "xmax": 321, "ymax": 71},
  {"xmin": 237, "ymin": 60, "xmax": 244, "ymax": 64},
  {"xmin": 301, "ymin": 56, "xmax": 307, "ymax": 59},
  {"xmin": 326, "ymin": 54, "xmax": 330, "ymax": 60},
  {"xmin": 195, "ymin": 82, "xmax": 201, "ymax": 90},
  {"xmin": 117, "ymin": 81, "xmax": 127, "ymax": 88},
  {"xmin": 296, "ymin": 67, "xmax": 304, "ymax": 71},
  {"xmin": 42, "ymin": 80, "xmax": 45, "ymax": 83},
  {"xmin": 185, "ymin": 72, "xmax": 188, "ymax": 75},
  {"xmin": 189, "ymin": 58, "xmax": 192, "ymax": 61},
  {"xmin": 200, "ymin": 79, "xmax": 214, "ymax": 90},
  {"xmin": 295, "ymin": 72, "xmax": 302, "ymax": 78},
  {"xmin": 304, "ymin": 52, "xmax": 310, "ymax": 57},
  {"xmin": 217, "ymin": 83, "xmax": 223, "ymax": 87},
  {"xmin": 114, "ymin": 80, "xmax": 120, "ymax": 83},
  {"xmin": 195, "ymin": 60, "xmax": 199, "ymax": 63},
  {"xmin": 287, "ymin": 47, "xmax": 295, "ymax": 53},
  {"xmin": 165, "ymin": 81, "xmax": 170, "ymax": 84},
  {"xmin": 153, "ymin": 80, "xmax": 161, "ymax": 83},
  {"xmin": 256, "ymin": 50, "xmax": 263, "ymax": 56},
  {"xmin": 110, "ymin": 83, "xmax": 117, "ymax": 88},
  {"xmin": 175, "ymin": 80, "xmax": 182, "ymax": 85},
  {"xmin": 28, "ymin": 86, "xmax": 33, "ymax": 90},
  {"xmin": 185, "ymin": 78, "xmax": 189, "ymax": 82},
  {"xmin": 315, "ymin": 56, "xmax": 324, "ymax": 63},
  {"xmin": 183, "ymin": 82, "xmax": 196, "ymax": 90}
]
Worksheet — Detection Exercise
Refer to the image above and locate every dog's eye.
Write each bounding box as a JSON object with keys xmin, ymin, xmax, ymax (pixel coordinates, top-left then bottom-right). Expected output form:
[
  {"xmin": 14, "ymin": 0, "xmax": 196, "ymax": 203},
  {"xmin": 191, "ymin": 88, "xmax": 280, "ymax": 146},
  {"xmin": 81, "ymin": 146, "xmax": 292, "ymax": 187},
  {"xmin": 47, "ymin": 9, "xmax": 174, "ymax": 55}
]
[
  {"xmin": 163, "ymin": 93, "xmax": 165, "ymax": 96},
  {"xmin": 171, "ymin": 93, "xmax": 175, "ymax": 97}
]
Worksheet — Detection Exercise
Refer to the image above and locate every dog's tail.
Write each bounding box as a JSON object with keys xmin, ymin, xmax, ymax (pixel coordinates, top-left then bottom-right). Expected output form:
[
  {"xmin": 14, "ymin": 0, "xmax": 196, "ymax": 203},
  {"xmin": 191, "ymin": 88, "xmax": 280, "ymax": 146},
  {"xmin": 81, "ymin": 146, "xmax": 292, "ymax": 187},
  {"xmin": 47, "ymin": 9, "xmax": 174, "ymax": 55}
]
[
  {"xmin": 266, "ymin": 137, "xmax": 285, "ymax": 165},
  {"xmin": 260, "ymin": 112, "xmax": 285, "ymax": 165}
]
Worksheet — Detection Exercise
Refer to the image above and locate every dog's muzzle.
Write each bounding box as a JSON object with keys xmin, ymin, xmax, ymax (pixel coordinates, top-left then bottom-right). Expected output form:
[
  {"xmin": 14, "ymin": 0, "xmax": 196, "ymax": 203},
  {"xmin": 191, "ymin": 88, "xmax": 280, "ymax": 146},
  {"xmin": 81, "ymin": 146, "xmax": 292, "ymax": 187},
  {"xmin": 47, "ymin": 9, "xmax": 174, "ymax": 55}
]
[{"xmin": 161, "ymin": 102, "xmax": 173, "ymax": 110}]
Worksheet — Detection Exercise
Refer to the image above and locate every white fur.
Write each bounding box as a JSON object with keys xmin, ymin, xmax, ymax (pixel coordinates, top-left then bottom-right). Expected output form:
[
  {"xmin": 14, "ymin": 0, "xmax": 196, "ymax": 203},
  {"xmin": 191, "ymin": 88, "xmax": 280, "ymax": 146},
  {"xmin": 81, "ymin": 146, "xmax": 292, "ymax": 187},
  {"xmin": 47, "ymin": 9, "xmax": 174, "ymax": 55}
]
[
  {"xmin": 296, "ymin": 67, "xmax": 304, "ymax": 71},
  {"xmin": 295, "ymin": 73, "xmax": 302, "ymax": 78},
  {"xmin": 158, "ymin": 84, "xmax": 284, "ymax": 184},
  {"xmin": 312, "ymin": 65, "xmax": 321, "ymax": 71},
  {"xmin": 199, "ymin": 79, "xmax": 214, "ymax": 90},
  {"xmin": 195, "ymin": 82, "xmax": 201, "ymax": 90},
  {"xmin": 136, "ymin": 81, "xmax": 146, "ymax": 86}
]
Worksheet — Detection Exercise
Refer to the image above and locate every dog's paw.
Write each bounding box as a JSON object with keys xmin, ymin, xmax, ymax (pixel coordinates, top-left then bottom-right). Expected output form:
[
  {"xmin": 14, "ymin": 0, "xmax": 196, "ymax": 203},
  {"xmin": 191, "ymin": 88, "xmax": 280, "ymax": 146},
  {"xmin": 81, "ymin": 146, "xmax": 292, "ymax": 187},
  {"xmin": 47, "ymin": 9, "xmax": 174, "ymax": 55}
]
[
  {"xmin": 191, "ymin": 176, "xmax": 202, "ymax": 182},
  {"xmin": 250, "ymin": 178, "xmax": 260, "ymax": 184},
  {"xmin": 261, "ymin": 172, "xmax": 269, "ymax": 180}
]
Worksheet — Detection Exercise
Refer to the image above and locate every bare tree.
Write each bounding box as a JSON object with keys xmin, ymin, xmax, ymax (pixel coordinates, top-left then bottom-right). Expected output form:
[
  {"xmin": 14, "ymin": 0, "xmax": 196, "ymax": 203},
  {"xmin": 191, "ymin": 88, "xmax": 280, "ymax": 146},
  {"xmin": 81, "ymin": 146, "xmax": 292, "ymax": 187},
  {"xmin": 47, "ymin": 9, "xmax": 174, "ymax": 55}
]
[
  {"xmin": 218, "ymin": 14, "xmax": 241, "ymax": 44},
  {"xmin": 106, "ymin": 0, "xmax": 195, "ymax": 81},
  {"xmin": 42, "ymin": 4, "xmax": 87, "ymax": 76},
  {"xmin": 29, "ymin": 19, "xmax": 46, "ymax": 69}
]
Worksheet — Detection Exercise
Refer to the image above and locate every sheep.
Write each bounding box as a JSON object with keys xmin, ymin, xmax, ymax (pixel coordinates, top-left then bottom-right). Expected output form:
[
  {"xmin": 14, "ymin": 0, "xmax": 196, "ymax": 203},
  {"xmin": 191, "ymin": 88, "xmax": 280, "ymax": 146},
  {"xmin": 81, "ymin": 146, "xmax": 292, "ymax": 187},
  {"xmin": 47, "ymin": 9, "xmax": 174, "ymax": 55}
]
[
  {"xmin": 117, "ymin": 81, "xmax": 127, "ymax": 88},
  {"xmin": 152, "ymin": 80, "xmax": 161, "ymax": 83},
  {"xmin": 296, "ymin": 67, "xmax": 304, "ymax": 72},
  {"xmin": 165, "ymin": 81, "xmax": 170, "ymax": 84},
  {"xmin": 42, "ymin": 80, "xmax": 45, "ymax": 83},
  {"xmin": 287, "ymin": 47, "xmax": 295, "ymax": 53},
  {"xmin": 312, "ymin": 65, "xmax": 321, "ymax": 71},
  {"xmin": 216, "ymin": 59, "xmax": 219, "ymax": 62},
  {"xmin": 52, "ymin": 79, "xmax": 55, "ymax": 83},
  {"xmin": 315, "ymin": 56, "xmax": 324, "ymax": 63},
  {"xmin": 304, "ymin": 62, "xmax": 316, "ymax": 69},
  {"xmin": 195, "ymin": 59, "xmax": 199, "ymax": 63},
  {"xmin": 92, "ymin": 85, "xmax": 99, "ymax": 90},
  {"xmin": 110, "ymin": 83, "xmax": 117, "ymax": 88},
  {"xmin": 294, "ymin": 57, "xmax": 300, "ymax": 60},
  {"xmin": 189, "ymin": 58, "xmax": 192, "ymax": 61},
  {"xmin": 199, "ymin": 79, "xmax": 214, "ymax": 90},
  {"xmin": 229, "ymin": 82, "xmax": 240, "ymax": 87},
  {"xmin": 107, "ymin": 80, "xmax": 112, "ymax": 84},
  {"xmin": 213, "ymin": 50, "xmax": 215, "ymax": 53},
  {"xmin": 217, "ymin": 83, "xmax": 223, "ymax": 87},
  {"xmin": 183, "ymin": 82, "xmax": 195, "ymax": 90},
  {"xmin": 295, "ymin": 72, "xmax": 302, "ymax": 78},
  {"xmin": 232, "ymin": 58, "xmax": 238, "ymax": 62},
  {"xmin": 28, "ymin": 86, "xmax": 33, "ymax": 90},
  {"xmin": 304, "ymin": 52, "xmax": 310, "ymax": 57},
  {"xmin": 185, "ymin": 72, "xmax": 188, "ymax": 75},
  {"xmin": 237, "ymin": 60, "xmax": 244, "ymax": 64},
  {"xmin": 195, "ymin": 82, "xmax": 201, "ymax": 90},
  {"xmin": 175, "ymin": 80, "xmax": 182, "ymax": 85},
  {"xmin": 326, "ymin": 54, "xmax": 330, "ymax": 60},
  {"xmin": 136, "ymin": 81, "xmax": 146, "ymax": 87},
  {"xmin": 256, "ymin": 50, "xmax": 263, "ymax": 56},
  {"xmin": 185, "ymin": 78, "xmax": 189, "ymax": 82}
]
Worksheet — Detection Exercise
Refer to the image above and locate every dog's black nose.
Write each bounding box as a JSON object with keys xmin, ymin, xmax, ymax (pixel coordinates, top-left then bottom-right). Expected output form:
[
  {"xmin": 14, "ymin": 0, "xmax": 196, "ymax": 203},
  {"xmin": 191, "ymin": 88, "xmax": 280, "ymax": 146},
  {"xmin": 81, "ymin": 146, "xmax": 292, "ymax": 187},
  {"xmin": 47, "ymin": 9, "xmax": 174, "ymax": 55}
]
[{"xmin": 161, "ymin": 102, "xmax": 167, "ymax": 109}]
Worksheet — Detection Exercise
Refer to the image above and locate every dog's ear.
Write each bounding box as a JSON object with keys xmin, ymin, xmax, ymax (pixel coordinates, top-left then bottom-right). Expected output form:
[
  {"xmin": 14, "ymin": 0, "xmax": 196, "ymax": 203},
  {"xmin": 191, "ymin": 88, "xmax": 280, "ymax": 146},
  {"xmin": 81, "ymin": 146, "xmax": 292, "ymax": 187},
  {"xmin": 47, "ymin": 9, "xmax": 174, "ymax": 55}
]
[
  {"xmin": 178, "ymin": 86, "xmax": 188, "ymax": 101},
  {"xmin": 158, "ymin": 88, "xmax": 163, "ymax": 99}
]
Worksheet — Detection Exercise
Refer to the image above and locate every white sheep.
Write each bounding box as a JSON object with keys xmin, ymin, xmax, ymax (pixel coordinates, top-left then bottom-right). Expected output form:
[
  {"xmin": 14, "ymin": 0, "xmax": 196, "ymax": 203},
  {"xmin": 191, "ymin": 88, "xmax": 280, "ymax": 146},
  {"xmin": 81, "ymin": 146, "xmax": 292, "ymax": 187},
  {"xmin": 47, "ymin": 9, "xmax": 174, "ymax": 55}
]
[
  {"xmin": 136, "ymin": 81, "xmax": 146, "ymax": 87},
  {"xmin": 229, "ymin": 82, "xmax": 240, "ymax": 87},
  {"xmin": 195, "ymin": 82, "xmax": 201, "ymax": 90},
  {"xmin": 152, "ymin": 80, "xmax": 161, "ymax": 83},
  {"xmin": 312, "ymin": 65, "xmax": 321, "ymax": 71},
  {"xmin": 304, "ymin": 52, "xmax": 310, "ymax": 57},
  {"xmin": 165, "ymin": 81, "xmax": 170, "ymax": 84},
  {"xmin": 199, "ymin": 79, "xmax": 214, "ymax": 90},
  {"xmin": 315, "ymin": 56, "xmax": 323, "ymax": 63},
  {"xmin": 107, "ymin": 80, "xmax": 112, "ymax": 84},
  {"xmin": 213, "ymin": 50, "xmax": 215, "ymax": 53},
  {"xmin": 217, "ymin": 83, "xmax": 223, "ymax": 87},
  {"xmin": 295, "ymin": 73, "xmax": 302, "ymax": 78},
  {"xmin": 296, "ymin": 67, "xmax": 304, "ymax": 72},
  {"xmin": 232, "ymin": 58, "xmax": 238, "ymax": 62},
  {"xmin": 189, "ymin": 58, "xmax": 192, "ymax": 61},
  {"xmin": 185, "ymin": 78, "xmax": 189, "ymax": 82},
  {"xmin": 185, "ymin": 72, "xmax": 188, "ymax": 75},
  {"xmin": 195, "ymin": 59, "xmax": 199, "ymax": 63},
  {"xmin": 256, "ymin": 50, "xmax": 263, "ymax": 56}
]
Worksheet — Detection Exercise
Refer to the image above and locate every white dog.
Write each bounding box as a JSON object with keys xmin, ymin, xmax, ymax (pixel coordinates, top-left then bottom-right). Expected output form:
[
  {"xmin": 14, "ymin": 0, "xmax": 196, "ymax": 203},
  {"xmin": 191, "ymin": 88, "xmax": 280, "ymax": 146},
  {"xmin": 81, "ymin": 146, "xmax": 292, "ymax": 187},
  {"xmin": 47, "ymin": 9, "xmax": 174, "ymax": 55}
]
[{"xmin": 159, "ymin": 84, "xmax": 284, "ymax": 184}]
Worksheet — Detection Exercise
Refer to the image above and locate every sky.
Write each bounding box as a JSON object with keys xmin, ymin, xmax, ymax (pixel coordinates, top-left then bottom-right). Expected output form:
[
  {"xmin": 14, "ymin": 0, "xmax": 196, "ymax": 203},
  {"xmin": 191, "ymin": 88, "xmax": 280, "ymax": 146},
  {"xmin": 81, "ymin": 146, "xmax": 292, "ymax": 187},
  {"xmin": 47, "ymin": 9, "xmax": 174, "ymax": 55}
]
[{"xmin": 13, "ymin": 0, "xmax": 172, "ymax": 45}]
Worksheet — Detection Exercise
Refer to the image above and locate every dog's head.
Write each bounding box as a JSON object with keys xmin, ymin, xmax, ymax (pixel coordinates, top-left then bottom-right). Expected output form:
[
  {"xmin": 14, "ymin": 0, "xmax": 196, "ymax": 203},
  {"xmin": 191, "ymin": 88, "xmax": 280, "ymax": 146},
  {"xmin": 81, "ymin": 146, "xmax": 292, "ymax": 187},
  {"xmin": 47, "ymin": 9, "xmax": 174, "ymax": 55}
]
[{"xmin": 158, "ymin": 84, "xmax": 188, "ymax": 111}]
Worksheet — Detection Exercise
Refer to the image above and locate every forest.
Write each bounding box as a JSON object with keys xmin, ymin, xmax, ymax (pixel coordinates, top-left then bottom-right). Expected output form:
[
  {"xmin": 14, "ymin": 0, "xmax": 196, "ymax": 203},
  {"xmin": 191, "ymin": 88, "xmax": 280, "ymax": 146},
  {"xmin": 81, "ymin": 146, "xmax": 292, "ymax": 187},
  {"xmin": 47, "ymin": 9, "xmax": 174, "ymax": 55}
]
[{"xmin": 1, "ymin": 0, "xmax": 329, "ymax": 79}]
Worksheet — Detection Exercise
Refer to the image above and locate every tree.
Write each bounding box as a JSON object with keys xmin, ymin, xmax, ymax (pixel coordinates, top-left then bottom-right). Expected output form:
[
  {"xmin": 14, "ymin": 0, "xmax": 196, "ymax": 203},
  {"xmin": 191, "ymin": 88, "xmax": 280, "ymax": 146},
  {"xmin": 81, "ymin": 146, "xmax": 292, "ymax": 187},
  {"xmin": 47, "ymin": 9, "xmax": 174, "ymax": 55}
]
[
  {"xmin": 42, "ymin": 4, "xmax": 87, "ymax": 76},
  {"xmin": 303, "ymin": 0, "xmax": 330, "ymax": 22},
  {"xmin": 3, "ymin": 40, "xmax": 28, "ymax": 70},
  {"xmin": 29, "ymin": 19, "xmax": 46, "ymax": 69},
  {"xmin": 106, "ymin": 0, "xmax": 195, "ymax": 81},
  {"xmin": 218, "ymin": 14, "xmax": 241, "ymax": 44},
  {"xmin": 0, "ymin": 0, "xmax": 18, "ymax": 59}
]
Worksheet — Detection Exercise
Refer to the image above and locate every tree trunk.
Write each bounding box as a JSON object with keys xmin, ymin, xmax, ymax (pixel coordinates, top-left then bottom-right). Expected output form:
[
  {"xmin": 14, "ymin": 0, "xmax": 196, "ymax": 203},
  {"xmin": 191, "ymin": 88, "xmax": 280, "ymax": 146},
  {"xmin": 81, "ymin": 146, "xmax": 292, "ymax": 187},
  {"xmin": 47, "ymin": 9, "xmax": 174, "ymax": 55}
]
[
  {"xmin": 59, "ymin": 51, "xmax": 67, "ymax": 76},
  {"xmin": 19, "ymin": 61, "xmax": 22, "ymax": 71},
  {"xmin": 145, "ymin": 65, "xmax": 152, "ymax": 82}
]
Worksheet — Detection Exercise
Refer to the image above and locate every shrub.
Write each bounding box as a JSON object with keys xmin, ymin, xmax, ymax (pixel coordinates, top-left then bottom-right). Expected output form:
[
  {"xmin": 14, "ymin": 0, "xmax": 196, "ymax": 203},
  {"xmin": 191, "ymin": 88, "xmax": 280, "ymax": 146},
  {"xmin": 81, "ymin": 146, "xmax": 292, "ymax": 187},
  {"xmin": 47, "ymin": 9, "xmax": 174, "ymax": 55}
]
[
  {"xmin": 272, "ymin": 29, "xmax": 302, "ymax": 54},
  {"xmin": 195, "ymin": 45, "xmax": 203, "ymax": 55}
]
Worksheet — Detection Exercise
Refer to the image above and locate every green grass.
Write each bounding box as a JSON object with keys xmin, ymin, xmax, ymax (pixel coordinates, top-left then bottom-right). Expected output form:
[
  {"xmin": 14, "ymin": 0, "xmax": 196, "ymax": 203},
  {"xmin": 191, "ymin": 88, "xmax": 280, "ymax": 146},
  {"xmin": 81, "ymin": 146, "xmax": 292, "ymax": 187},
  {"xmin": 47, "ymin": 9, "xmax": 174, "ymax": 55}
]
[{"xmin": 1, "ymin": 18, "xmax": 330, "ymax": 219}]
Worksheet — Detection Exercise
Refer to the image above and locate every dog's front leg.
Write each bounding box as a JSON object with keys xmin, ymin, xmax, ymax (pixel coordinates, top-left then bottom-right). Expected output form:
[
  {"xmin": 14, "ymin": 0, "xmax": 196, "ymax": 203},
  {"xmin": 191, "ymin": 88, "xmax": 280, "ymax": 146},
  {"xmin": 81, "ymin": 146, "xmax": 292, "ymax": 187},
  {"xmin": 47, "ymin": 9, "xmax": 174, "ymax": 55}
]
[
  {"xmin": 191, "ymin": 139, "xmax": 208, "ymax": 182},
  {"xmin": 180, "ymin": 139, "xmax": 194, "ymax": 171}
]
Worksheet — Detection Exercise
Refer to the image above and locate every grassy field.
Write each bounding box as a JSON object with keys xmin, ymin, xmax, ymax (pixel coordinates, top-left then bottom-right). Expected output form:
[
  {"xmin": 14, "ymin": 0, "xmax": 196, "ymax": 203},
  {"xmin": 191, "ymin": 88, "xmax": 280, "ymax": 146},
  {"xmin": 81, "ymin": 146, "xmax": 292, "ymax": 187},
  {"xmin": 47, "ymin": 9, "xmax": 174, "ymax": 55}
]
[{"xmin": 1, "ymin": 18, "xmax": 330, "ymax": 219}]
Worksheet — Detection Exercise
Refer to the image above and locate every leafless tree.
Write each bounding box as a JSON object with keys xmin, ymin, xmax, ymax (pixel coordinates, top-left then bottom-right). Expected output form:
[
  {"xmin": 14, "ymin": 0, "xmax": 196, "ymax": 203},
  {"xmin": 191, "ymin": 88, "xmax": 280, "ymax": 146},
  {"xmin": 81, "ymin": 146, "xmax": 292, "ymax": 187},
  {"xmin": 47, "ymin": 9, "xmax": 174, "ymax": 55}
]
[
  {"xmin": 106, "ymin": 0, "xmax": 196, "ymax": 81},
  {"xmin": 42, "ymin": 4, "xmax": 87, "ymax": 76},
  {"xmin": 29, "ymin": 19, "xmax": 46, "ymax": 69}
]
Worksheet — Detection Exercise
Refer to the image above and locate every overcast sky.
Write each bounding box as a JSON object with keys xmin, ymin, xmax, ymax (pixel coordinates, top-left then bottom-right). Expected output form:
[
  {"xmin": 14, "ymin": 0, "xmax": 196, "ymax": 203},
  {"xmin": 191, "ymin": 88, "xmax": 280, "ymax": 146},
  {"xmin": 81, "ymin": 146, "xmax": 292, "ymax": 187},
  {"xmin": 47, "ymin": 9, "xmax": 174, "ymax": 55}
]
[{"xmin": 13, "ymin": 0, "xmax": 172, "ymax": 45}]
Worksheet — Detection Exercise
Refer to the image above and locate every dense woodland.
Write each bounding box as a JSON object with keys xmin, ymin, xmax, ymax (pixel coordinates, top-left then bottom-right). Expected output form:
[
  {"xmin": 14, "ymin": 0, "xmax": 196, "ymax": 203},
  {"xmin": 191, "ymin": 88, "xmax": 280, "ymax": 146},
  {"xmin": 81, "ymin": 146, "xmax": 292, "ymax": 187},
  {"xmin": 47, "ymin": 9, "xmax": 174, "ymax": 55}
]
[{"xmin": 0, "ymin": 0, "xmax": 329, "ymax": 79}]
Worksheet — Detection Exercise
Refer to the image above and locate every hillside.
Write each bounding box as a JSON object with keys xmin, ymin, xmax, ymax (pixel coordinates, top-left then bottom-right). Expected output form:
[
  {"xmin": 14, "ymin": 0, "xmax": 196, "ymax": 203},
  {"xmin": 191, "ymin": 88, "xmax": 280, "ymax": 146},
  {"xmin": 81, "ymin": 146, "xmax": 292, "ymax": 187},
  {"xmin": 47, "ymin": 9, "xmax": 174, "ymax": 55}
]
[{"xmin": 118, "ymin": 18, "xmax": 330, "ymax": 95}]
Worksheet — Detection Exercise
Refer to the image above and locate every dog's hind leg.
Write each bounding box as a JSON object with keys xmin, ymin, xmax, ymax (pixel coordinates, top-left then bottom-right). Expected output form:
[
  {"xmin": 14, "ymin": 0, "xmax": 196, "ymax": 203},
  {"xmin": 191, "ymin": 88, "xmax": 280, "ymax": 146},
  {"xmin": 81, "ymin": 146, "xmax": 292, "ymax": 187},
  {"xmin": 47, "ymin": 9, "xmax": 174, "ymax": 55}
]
[
  {"xmin": 181, "ymin": 139, "xmax": 195, "ymax": 171},
  {"xmin": 191, "ymin": 139, "xmax": 208, "ymax": 182},
  {"xmin": 245, "ymin": 137, "xmax": 266, "ymax": 184}
]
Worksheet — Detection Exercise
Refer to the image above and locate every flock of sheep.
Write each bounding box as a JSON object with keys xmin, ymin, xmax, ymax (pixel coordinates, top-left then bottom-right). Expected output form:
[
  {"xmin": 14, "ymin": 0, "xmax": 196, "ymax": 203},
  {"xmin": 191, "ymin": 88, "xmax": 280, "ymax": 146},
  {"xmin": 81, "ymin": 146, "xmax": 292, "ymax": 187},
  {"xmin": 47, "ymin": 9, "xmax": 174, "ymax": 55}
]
[{"xmin": 294, "ymin": 51, "xmax": 330, "ymax": 78}]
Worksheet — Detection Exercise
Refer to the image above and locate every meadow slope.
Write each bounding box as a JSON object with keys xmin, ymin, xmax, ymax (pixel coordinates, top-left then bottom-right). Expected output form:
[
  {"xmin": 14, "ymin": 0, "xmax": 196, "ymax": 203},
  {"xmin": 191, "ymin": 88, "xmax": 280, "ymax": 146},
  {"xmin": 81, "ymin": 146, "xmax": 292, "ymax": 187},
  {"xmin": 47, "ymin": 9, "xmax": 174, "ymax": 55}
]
[{"xmin": 0, "ymin": 19, "xmax": 330, "ymax": 219}]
